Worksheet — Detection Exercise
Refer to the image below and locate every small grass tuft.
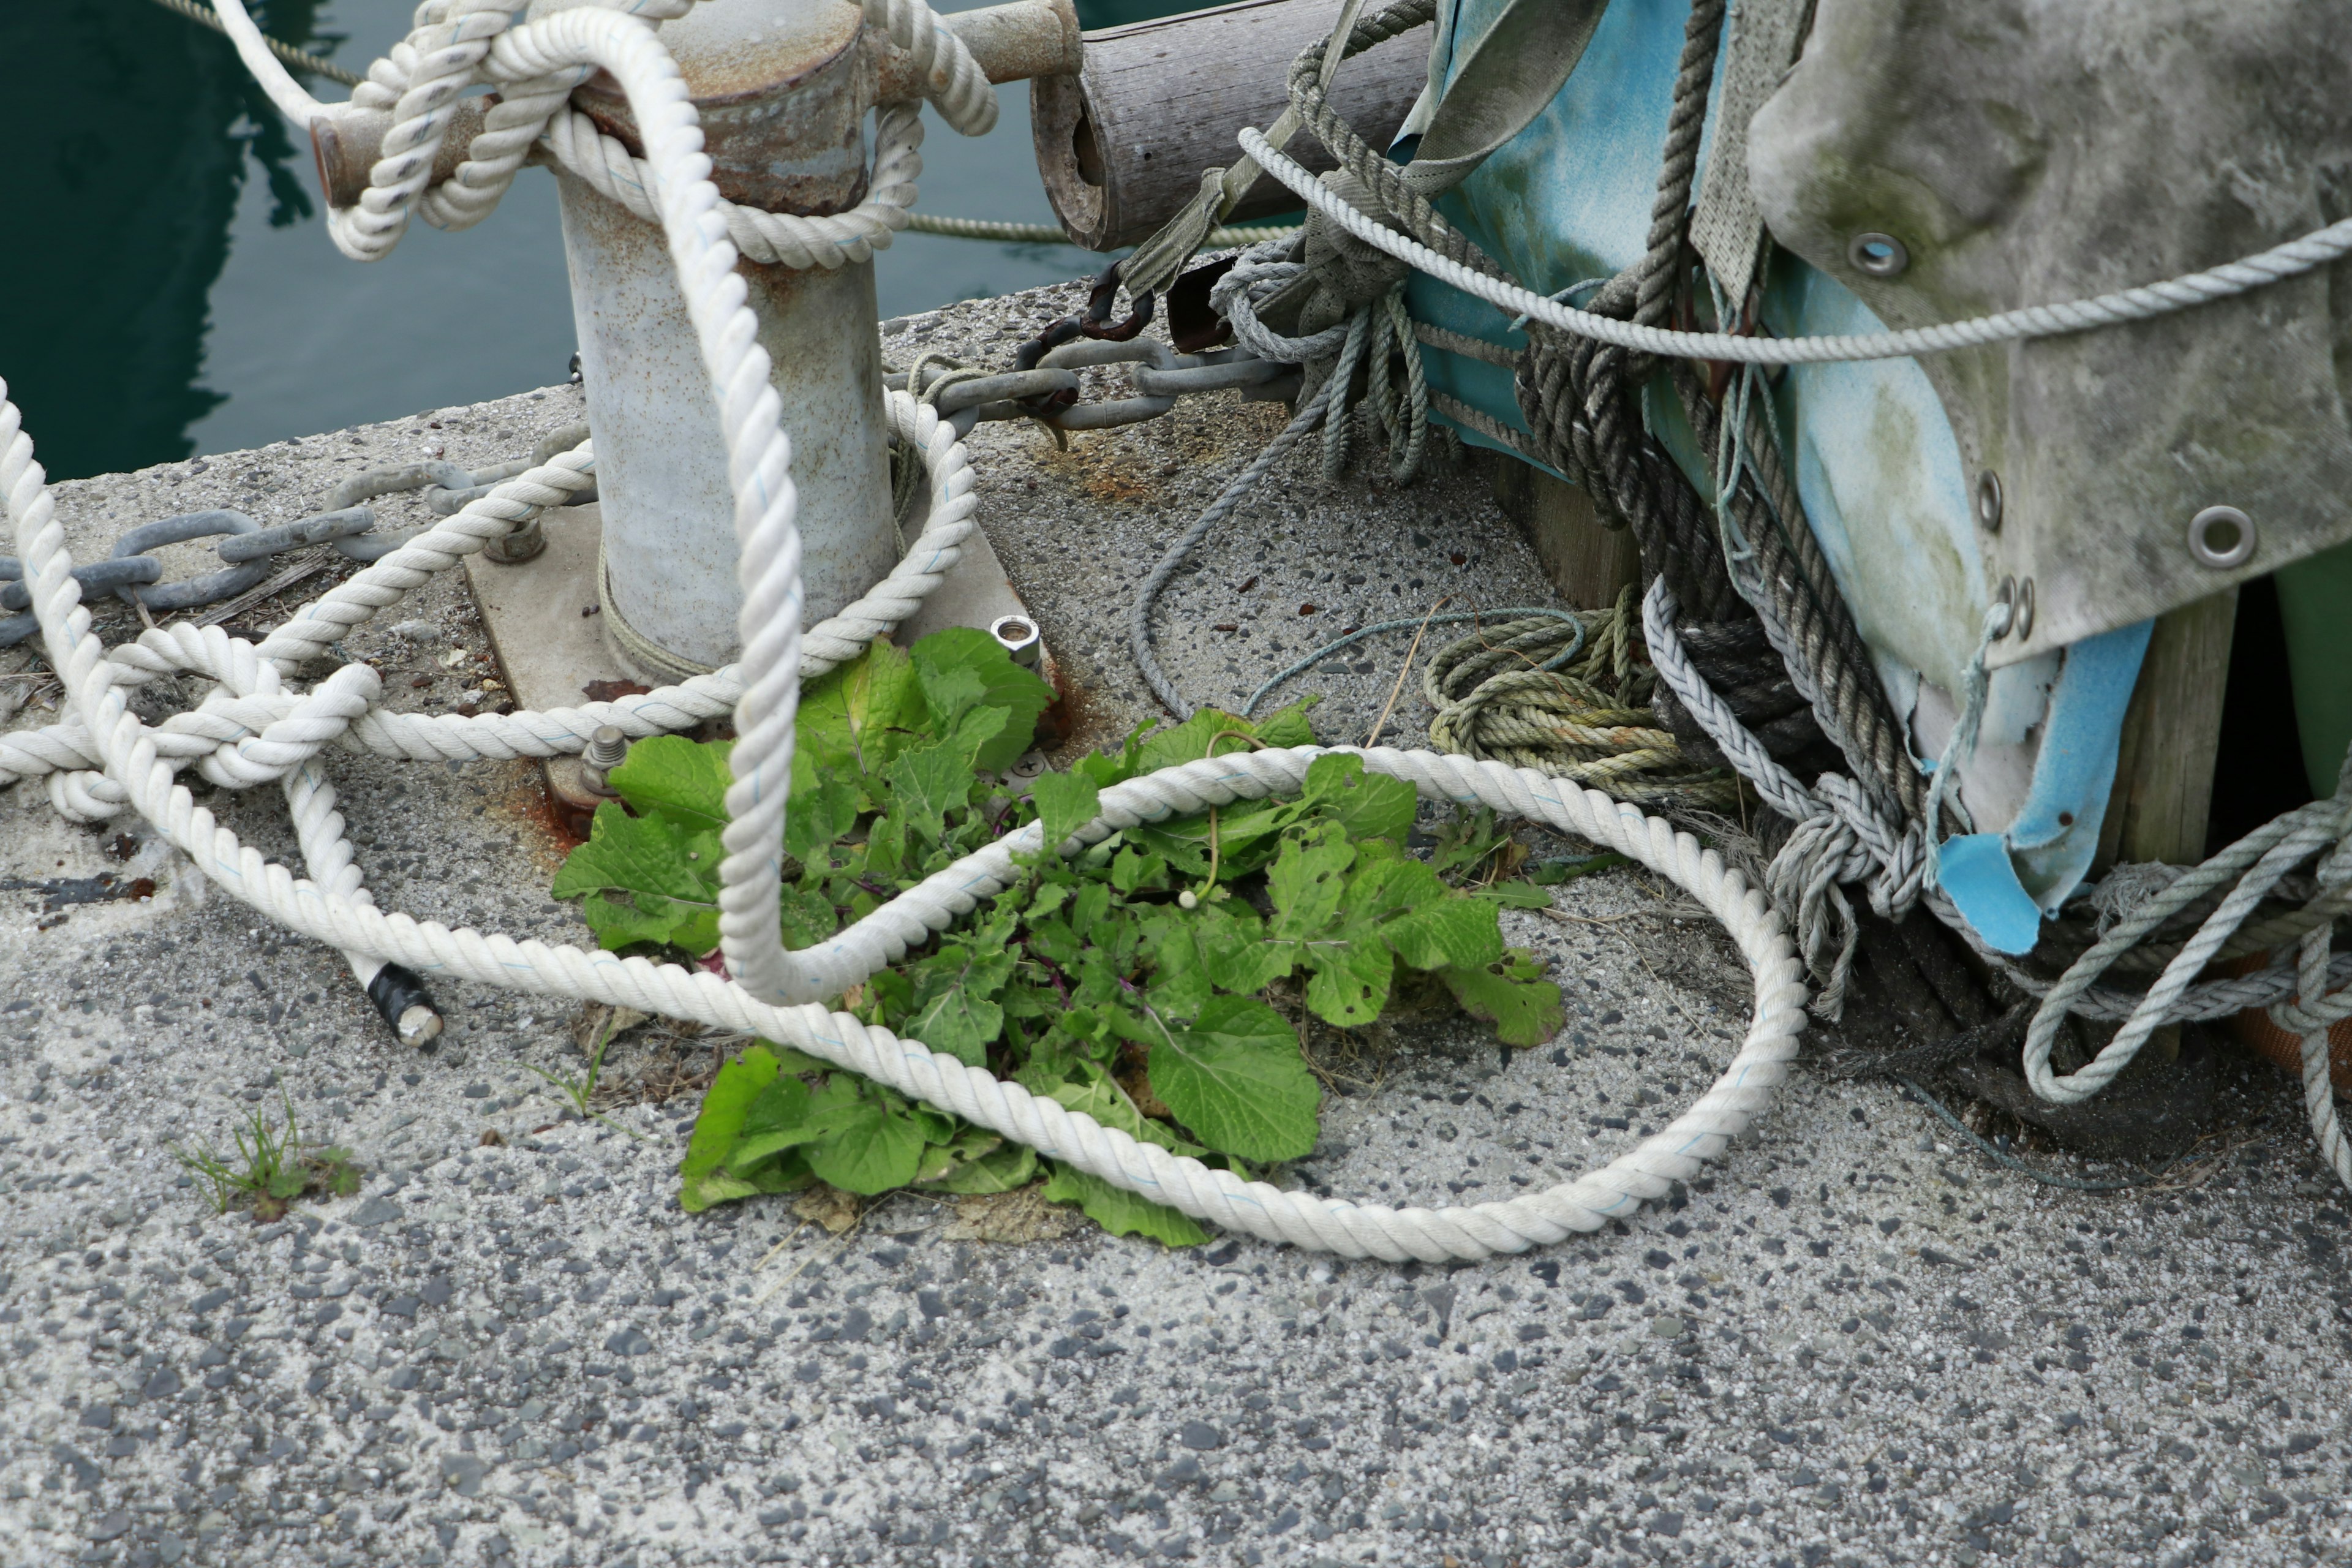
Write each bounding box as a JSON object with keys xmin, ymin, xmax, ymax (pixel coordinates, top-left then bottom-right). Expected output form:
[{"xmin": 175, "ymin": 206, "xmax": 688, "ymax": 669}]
[
  {"xmin": 171, "ymin": 1095, "xmax": 363, "ymax": 1222},
  {"xmin": 526, "ymin": 1010, "xmax": 645, "ymax": 1138}
]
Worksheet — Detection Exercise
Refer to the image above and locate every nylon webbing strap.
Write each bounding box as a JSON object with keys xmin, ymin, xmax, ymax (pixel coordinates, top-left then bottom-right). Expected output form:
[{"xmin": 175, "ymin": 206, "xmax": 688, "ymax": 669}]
[
  {"xmin": 1396, "ymin": 0, "xmax": 1612, "ymax": 199},
  {"xmin": 1120, "ymin": 0, "xmax": 1372, "ymax": 301},
  {"xmin": 1688, "ymin": 0, "xmax": 1810, "ymax": 304}
]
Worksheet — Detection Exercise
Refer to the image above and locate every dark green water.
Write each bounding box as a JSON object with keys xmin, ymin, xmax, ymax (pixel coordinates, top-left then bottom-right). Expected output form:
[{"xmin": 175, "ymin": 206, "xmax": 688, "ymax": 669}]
[{"xmin": 1, "ymin": 0, "xmax": 1179, "ymax": 482}]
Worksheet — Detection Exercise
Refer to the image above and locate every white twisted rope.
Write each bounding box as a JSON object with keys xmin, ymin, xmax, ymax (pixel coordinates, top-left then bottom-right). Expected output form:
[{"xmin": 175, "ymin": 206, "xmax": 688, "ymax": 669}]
[
  {"xmin": 863, "ymin": 0, "xmax": 997, "ymax": 138},
  {"xmin": 1238, "ymin": 128, "xmax": 2352, "ymax": 367},
  {"xmin": 0, "ymin": 395, "xmax": 976, "ymax": 820},
  {"xmin": 211, "ymin": 0, "xmax": 992, "ymax": 270},
  {"xmin": 2, "ymin": 5, "xmax": 1813, "ymax": 1261}
]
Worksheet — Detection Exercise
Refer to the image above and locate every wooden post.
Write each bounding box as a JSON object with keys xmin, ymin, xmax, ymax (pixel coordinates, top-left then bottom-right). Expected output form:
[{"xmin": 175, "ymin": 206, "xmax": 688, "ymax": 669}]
[
  {"xmin": 1490, "ymin": 459, "xmax": 1642, "ymax": 611},
  {"xmin": 2096, "ymin": 588, "xmax": 2239, "ymax": 869},
  {"xmin": 1030, "ymin": 0, "xmax": 1429, "ymax": 250}
]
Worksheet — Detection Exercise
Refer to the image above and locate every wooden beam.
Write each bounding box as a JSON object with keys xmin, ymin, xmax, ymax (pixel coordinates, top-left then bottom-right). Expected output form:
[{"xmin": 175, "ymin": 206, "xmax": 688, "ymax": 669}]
[
  {"xmin": 1490, "ymin": 460, "xmax": 1642, "ymax": 612},
  {"xmin": 2096, "ymin": 587, "xmax": 2239, "ymax": 868}
]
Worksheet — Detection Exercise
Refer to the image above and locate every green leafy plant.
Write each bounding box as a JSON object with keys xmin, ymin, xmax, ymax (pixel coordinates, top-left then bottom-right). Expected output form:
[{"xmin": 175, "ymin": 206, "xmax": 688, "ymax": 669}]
[
  {"xmin": 551, "ymin": 627, "xmax": 1567, "ymax": 1245},
  {"xmin": 524, "ymin": 1011, "xmax": 642, "ymax": 1137},
  {"xmin": 172, "ymin": 1095, "xmax": 362, "ymax": 1222}
]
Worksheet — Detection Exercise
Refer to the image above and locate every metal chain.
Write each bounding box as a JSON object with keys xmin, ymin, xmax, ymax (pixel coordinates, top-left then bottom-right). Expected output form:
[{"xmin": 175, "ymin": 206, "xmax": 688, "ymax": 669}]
[{"xmin": 0, "ymin": 430, "xmax": 592, "ymax": 647}]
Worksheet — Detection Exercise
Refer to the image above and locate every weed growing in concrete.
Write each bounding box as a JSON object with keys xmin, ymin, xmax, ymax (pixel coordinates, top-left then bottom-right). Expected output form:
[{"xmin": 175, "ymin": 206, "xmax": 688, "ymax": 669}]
[
  {"xmin": 526, "ymin": 1012, "xmax": 643, "ymax": 1138},
  {"xmin": 551, "ymin": 628, "xmax": 1566, "ymax": 1243},
  {"xmin": 172, "ymin": 1096, "xmax": 363, "ymax": 1221}
]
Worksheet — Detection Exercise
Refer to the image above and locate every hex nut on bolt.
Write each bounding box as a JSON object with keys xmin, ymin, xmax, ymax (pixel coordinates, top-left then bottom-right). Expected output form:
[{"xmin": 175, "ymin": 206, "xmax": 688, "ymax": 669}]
[
  {"xmin": 583, "ymin": 725, "xmax": 630, "ymax": 796},
  {"xmin": 990, "ymin": 614, "xmax": 1044, "ymax": 671}
]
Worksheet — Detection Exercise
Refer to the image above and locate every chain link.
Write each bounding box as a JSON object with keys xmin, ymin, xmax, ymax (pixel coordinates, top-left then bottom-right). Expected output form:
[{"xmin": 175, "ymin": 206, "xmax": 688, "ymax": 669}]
[
  {"xmin": 0, "ymin": 438, "xmax": 587, "ymax": 647},
  {"xmin": 889, "ymin": 340, "xmax": 1298, "ymax": 439}
]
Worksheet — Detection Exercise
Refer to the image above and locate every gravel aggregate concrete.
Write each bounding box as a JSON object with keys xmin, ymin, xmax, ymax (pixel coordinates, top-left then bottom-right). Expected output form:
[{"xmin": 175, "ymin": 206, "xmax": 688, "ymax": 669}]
[{"xmin": 5, "ymin": 281, "xmax": 2352, "ymax": 1568}]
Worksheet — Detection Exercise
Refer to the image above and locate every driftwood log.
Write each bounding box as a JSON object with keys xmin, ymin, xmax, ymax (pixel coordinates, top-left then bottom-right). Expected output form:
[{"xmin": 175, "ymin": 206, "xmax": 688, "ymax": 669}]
[{"xmin": 1031, "ymin": 0, "xmax": 1429, "ymax": 251}]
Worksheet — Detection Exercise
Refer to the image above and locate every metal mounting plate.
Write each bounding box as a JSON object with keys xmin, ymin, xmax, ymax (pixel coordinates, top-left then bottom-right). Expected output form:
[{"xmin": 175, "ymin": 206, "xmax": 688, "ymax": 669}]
[{"xmin": 463, "ymin": 500, "xmax": 1041, "ymax": 832}]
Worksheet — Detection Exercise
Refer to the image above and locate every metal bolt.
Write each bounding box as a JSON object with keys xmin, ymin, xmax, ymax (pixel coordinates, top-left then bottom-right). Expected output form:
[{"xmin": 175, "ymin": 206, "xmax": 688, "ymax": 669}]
[
  {"xmin": 1847, "ymin": 232, "xmax": 1910, "ymax": 279},
  {"xmin": 2187, "ymin": 505, "xmax": 2255, "ymax": 570},
  {"xmin": 991, "ymin": 614, "xmax": 1044, "ymax": 671},
  {"xmin": 582, "ymin": 725, "xmax": 630, "ymax": 796},
  {"xmin": 1974, "ymin": 470, "xmax": 2003, "ymax": 532},
  {"xmin": 483, "ymin": 515, "xmax": 546, "ymax": 565}
]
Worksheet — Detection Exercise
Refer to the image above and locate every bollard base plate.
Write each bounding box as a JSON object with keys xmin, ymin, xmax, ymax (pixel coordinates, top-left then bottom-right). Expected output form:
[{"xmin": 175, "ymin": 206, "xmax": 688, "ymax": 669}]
[{"xmin": 462, "ymin": 501, "xmax": 1044, "ymax": 837}]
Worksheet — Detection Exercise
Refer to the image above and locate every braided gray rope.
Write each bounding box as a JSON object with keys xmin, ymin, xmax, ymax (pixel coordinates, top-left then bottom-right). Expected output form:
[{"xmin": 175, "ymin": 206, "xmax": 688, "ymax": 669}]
[{"xmin": 1128, "ymin": 382, "xmax": 1335, "ymax": 719}]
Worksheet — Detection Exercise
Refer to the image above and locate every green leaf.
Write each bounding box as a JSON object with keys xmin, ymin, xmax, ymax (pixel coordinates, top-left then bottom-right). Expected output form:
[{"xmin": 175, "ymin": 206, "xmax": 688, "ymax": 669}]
[
  {"xmin": 1193, "ymin": 903, "xmax": 1294, "ymax": 994},
  {"xmin": 1146, "ymin": 995, "xmax": 1320, "ymax": 1162},
  {"xmin": 784, "ymin": 777, "xmax": 860, "ymax": 862},
  {"xmin": 725, "ymin": 1074, "xmax": 823, "ymax": 1173},
  {"xmin": 900, "ymin": 940, "xmax": 1014, "ymax": 1066},
  {"xmin": 907, "ymin": 1101, "xmax": 960, "ymax": 1145},
  {"xmin": 1251, "ymin": 701, "xmax": 1319, "ymax": 748},
  {"xmin": 741, "ymin": 1071, "xmax": 812, "ymax": 1137},
  {"xmin": 777, "ymin": 881, "xmax": 839, "ymax": 949},
  {"xmin": 1300, "ymin": 752, "xmax": 1417, "ymax": 843},
  {"xmin": 799, "ymin": 638, "xmax": 929, "ymax": 778},
  {"xmin": 1471, "ymin": 881, "xmax": 1556, "ymax": 908},
  {"xmin": 919, "ymin": 1139, "xmax": 1038, "ymax": 1194},
  {"xmin": 1030, "ymin": 771, "xmax": 1101, "ymax": 859},
  {"xmin": 1383, "ymin": 894, "xmax": 1506, "ymax": 972},
  {"xmin": 886, "ymin": 737, "xmax": 979, "ymax": 843},
  {"xmin": 680, "ymin": 1046, "xmax": 781, "ymax": 1211},
  {"xmin": 1041, "ymin": 1163, "xmax": 1208, "ymax": 1247},
  {"xmin": 911, "ymin": 626, "xmax": 1055, "ymax": 771},
  {"xmin": 1137, "ymin": 916, "xmax": 1210, "ymax": 1021},
  {"xmin": 916, "ymin": 662, "xmax": 989, "ymax": 730},
  {"xmin": 607, "ymin": 734, "xmax": 734, "ymax": 831},
  {"xmin": 1109, "ymin": 846, "xmax": 1167, "ymax": 894},
  {"xmin": 748, "ymin": 1152, "xmax": 817, "ymax": 1193},
  {"xmin": 1301, "ymin": 937, "xmax": 1393, "ymax": 1028},
  {"xmin": 1439, "ymin": 949, "xmax": 1567, "ymax": 1047},
  {"xmin": 552, "ymin": 801, "xmax": 723, "ymax": 954},
  {"xmin": 1131, "ymin": 706, "xmax": 1275, "ymax": 775},
  {"xmin": 1047, "ymin": 1068, "xmax": 1204, "ymax": 1156},
  {"xmin": 1529, "ymin": 851, "xmax": 1628, "ymax": 884},
  {"xmin": 804, "ymin": 1088, "xmax": 928, "ymax": 1195},
  {"xmin": 760, "ymin": 1043, "xmax": 840, "ymax": 1075},
  {"xmin": 266, "ymin": 1170, "xmax": 307, "ymax": 1200},
  {"xmin": 1266, "ymin": 825, "xmax": 1355, "ymax": 941}
]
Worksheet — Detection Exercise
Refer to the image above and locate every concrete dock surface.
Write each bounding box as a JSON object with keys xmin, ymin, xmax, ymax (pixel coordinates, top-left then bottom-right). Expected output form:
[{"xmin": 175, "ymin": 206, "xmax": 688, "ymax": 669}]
[{"xmin": 3, "ymin": 282, "xmax": 2349, "ymax": 1568}]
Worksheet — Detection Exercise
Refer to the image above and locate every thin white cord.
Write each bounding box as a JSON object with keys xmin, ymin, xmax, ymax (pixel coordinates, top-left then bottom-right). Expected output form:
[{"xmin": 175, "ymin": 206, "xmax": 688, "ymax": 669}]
[{"xmin": 1237, "ymin": 128, "xmax": 2352, "ymax": 366}]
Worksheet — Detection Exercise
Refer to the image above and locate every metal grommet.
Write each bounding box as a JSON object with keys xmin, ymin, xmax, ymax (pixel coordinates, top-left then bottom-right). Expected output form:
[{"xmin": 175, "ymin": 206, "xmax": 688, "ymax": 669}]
[
  {"xmin": 1993, "ymin": 575, "xmax": 2016, "ymax": 638},
  {"xmin": 1848, "ymin": 232, "xmax": 1910, "ymax": 279},
  {"xmin": 1974, "ymin": 470, "xmax": 2003, "ymax": 532},
  {"xmin": 2013, "ymin": 576, "xmax": 2034, "ymax": 641},
  {"xmin": 2187, "ymin": 505, "xmax": 2255, "ymax": 570}
]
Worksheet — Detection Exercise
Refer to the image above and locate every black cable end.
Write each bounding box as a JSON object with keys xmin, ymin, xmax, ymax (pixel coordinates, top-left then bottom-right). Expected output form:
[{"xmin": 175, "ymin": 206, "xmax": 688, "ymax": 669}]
[{"xmin": 366, "ymin": 963, "xmax": 443, "ymax": 1050}]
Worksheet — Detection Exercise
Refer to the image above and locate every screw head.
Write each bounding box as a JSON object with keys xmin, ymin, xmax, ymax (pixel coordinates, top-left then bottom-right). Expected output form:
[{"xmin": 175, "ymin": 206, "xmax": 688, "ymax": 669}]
[
  {"xmin": 1848, "ymin": 232, "xmax": 1910, "ymax": 279},
  {"xmin": 2187, "ymin": 505, "xmax": 2255, "ymax": 570}
]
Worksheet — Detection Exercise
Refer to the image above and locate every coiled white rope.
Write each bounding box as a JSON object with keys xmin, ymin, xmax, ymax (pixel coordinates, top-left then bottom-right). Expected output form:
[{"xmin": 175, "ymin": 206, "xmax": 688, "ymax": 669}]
[
  {"xmin": 1238, "ymin": 127, "xmax": 2352, "ymax": 366},
  {"xmin": 2, "ymin": 3, "xmax": 1811, "ymax": 1260},
  {"xmin": 211, "ymin": 0, "xmax": 995, "ymax": 269}
]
